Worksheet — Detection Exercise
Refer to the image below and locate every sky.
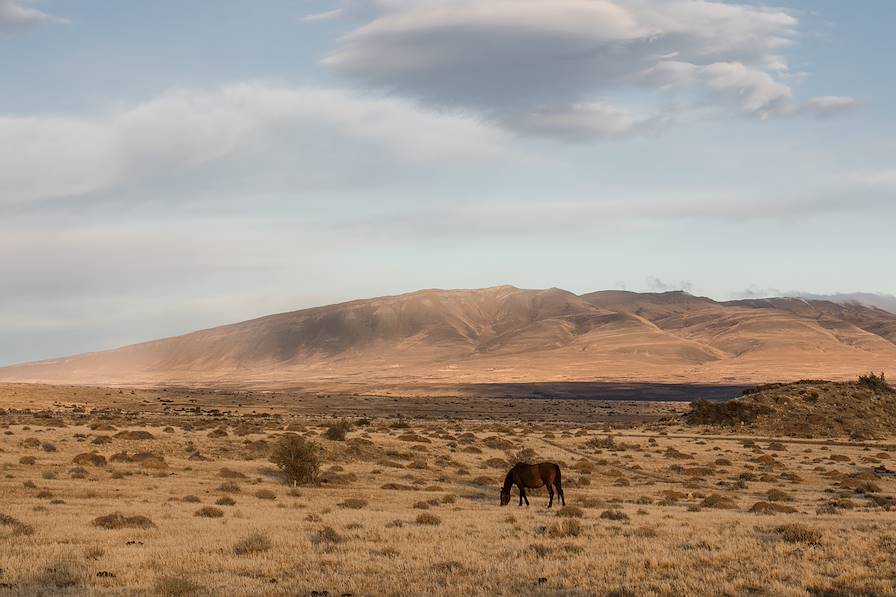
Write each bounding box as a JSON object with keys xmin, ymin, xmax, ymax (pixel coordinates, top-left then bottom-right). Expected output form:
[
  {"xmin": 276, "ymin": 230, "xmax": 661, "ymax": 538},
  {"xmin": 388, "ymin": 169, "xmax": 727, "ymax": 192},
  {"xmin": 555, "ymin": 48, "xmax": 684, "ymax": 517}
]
[{"xmin": 1, "ymin": 0, "xmax": 895, "ymax": 366}]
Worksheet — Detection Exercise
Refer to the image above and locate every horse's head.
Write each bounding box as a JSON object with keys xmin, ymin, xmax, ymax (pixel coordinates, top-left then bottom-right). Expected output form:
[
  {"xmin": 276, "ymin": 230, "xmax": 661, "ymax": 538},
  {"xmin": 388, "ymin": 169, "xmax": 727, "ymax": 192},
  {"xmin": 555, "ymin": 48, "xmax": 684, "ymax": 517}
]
[{"xmin": 500, "ymin": 488, "xmax": 511, "ymax": 506}]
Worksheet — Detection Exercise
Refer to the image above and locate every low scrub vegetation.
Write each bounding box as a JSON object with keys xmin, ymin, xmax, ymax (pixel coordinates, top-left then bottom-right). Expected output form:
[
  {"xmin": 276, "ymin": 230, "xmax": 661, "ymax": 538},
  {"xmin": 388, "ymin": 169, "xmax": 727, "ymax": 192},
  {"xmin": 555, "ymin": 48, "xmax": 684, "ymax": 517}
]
[
  {"xmin": 92, "ymin": 512, "xmax": 155, "ymax": 530},
  {"xmin": 233, "ymin": 532, "xmax": 273, "ymax": 556}
]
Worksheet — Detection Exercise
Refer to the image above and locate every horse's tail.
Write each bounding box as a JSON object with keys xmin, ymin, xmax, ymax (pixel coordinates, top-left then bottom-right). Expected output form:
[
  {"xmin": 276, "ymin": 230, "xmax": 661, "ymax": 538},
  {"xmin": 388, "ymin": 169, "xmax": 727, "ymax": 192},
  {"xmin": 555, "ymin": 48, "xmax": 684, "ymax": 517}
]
[{"xmin": 554, "ymin": 464, "xmax": 565, "ymax": 504}]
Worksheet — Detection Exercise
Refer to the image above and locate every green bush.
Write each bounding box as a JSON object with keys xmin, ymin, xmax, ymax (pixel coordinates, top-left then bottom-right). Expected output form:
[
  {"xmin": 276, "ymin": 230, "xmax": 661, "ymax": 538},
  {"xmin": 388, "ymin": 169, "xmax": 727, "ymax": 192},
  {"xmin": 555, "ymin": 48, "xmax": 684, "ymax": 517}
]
[{"xmin": 270, "ymin": 435, "xmax": 321, "ymax": 485}]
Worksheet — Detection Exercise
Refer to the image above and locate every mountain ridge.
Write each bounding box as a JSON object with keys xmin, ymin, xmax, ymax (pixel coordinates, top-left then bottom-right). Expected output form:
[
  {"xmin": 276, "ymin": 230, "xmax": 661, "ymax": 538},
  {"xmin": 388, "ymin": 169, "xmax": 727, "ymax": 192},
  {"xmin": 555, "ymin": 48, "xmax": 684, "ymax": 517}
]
[{"xmin": 2, "ymin": 285, "xmax": 895, "ymax": 392}]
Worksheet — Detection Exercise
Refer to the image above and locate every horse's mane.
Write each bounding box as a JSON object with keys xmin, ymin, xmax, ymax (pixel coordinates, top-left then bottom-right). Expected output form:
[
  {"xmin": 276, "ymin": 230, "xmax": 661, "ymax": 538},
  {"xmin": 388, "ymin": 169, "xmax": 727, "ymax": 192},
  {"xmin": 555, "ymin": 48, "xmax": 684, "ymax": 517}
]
[{"xmin": 501, "ymin": 469, "xmax": 514, "ymax": 492}]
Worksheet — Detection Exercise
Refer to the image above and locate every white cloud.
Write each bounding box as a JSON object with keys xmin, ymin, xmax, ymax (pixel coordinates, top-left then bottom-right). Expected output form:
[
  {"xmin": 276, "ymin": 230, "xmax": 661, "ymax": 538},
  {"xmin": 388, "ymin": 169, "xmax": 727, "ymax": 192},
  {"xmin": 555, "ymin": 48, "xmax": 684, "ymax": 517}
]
[
  {"xmin": 301, "ymin": 8, "xmax": 344, "ymax": 22},
  {"xmin": 0, "ymin": 0, "xmax": 61, "ymax": 31},
  {"xmin": 644, "ymin": 60, "xmax": 792, "ymax": 117},
  {"xmin": 337, "ymin": 184, "xmax": 896, "ymax": 240},
  {"xmin": 841, "ymin": 169, "xmax": 896, "ymax": 191},
  {"xmin": 0, "ymin": 83, "xmax": 509, "ymax": 205},
  {"xmin": 321, "ymin": 0, "xmax": 853, "ymax": 137},
  {"xmin": 802, "ymin": 95, "xmax": 860, "ymax": 117}
]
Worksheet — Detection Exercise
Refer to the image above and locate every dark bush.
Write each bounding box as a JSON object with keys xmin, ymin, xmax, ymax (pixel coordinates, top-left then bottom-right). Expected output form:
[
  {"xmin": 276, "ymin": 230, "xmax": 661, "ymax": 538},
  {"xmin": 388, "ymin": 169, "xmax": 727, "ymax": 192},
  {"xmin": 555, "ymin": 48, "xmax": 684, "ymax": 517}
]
[
  {"xmin": 858, "ymin": 372, "xmax": 892, "ymax": 393},
  {"xmin": 324, "ymin": 421, "xmax": 351, "ymax": 441}
]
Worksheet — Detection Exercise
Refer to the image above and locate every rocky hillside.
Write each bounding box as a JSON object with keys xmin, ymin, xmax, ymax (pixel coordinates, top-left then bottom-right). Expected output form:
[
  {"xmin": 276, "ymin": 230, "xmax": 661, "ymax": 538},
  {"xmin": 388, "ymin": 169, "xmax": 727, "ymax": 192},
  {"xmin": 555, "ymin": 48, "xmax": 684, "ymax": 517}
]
[{"xmin": 684, "ymin": 374, "xmax": 896, "ymax": 438}]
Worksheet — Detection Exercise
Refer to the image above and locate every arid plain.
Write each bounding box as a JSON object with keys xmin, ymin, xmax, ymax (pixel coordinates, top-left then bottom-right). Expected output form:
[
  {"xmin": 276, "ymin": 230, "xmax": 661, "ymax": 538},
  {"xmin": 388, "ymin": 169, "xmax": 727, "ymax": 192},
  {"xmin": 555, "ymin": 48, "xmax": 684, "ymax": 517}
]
[{"xmin": 2, "ymin": 380, "xmax": 895, "ymax": 596}]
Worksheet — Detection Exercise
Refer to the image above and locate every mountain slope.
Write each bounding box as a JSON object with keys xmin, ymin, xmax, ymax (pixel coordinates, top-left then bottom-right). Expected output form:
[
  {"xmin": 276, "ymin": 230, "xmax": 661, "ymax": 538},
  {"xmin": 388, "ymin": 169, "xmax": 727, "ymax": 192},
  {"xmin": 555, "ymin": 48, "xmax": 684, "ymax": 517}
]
[{"xmin": 2, "ymin": 286, "xmax": 895, "ymax": 391}]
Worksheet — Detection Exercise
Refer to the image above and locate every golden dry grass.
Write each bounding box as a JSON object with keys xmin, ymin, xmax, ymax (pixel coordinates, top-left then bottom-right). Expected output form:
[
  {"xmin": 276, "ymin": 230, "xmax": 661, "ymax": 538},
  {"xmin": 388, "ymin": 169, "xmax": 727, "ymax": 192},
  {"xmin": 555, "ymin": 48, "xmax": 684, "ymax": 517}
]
[{"xmin": 1, "ymin": 385, "xmax": 896, "ymax": 595}]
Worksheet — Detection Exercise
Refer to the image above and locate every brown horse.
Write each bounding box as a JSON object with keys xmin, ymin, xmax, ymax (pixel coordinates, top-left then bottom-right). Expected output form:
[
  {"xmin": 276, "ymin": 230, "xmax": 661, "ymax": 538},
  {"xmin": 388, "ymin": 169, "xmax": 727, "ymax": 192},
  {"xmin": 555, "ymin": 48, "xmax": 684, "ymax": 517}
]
[{"xmin": 500, "ymin": 462, "xmax": 565, "ymax": 508}]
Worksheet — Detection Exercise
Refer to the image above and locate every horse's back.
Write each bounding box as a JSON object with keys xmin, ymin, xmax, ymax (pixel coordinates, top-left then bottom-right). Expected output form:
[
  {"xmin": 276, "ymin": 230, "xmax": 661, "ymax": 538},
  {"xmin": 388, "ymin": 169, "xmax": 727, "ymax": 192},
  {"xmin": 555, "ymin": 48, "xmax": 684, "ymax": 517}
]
[
  {"xmin": 512, "ymin": 462, "xmax": 560, "ymax": 485},
  {"xmin": 537, "ymin": 462, "xmax": 559, "ymax": 480}
]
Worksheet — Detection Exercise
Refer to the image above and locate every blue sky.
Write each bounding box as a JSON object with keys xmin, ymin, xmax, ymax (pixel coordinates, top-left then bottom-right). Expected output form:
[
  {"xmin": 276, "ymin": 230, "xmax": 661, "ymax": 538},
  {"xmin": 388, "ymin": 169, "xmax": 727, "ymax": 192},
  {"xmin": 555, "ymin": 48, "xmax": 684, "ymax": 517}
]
[{"xmin": 1, "ymin": 0, "xmax": 894, "ymax": 366}]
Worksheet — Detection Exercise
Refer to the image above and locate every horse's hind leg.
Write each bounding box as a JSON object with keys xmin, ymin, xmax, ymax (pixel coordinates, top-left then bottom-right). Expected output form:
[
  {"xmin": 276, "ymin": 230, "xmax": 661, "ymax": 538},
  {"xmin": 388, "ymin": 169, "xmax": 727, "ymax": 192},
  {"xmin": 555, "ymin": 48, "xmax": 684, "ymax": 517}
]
[
  {"xmin": 547, "ymin": 484, "xmax": 554, "ymax": 508},
  {"xmin": 520, "ymin": 486, "xmax": 529, "ymax": 506},
  {"xmin": 556, "ymin": 480, "xmax": 565, "ymax": 506}
]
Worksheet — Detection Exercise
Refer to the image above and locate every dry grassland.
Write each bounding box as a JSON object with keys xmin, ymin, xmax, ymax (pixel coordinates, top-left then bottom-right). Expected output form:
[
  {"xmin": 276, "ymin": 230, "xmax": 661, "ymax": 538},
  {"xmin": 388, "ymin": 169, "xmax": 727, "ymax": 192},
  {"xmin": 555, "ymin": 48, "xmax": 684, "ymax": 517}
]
[{"xmin": 1, "ymin": 385, "xmax": 895, "ymax": 596}]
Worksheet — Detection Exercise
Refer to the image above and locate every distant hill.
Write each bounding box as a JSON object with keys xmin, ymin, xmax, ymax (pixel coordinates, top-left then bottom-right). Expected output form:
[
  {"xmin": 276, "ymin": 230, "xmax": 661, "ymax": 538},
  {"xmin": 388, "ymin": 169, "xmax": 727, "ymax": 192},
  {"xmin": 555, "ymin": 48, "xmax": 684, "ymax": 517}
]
[
  {"xmin": 796, "ymin": 292, "xmax": 896, "ymax": 315},
  {"xmin": 1, "ymin": 286, "xmax": 895, "ymax": 392}
]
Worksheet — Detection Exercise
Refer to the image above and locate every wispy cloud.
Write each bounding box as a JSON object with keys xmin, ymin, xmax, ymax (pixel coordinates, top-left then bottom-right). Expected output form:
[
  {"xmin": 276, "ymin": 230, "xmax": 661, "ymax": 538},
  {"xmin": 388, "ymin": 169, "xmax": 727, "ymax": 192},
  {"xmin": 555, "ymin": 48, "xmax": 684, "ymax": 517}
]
[
  {"xmin": 301, "ymin": 8, "xmax": 344, "ymax": 23},
  {"xmin": 0, "ymin": 0, "xmax": 64, "ymax": 31},
  {"xmin": 0, "ymin": 82, "xmax": 509, "ymax": 206}
]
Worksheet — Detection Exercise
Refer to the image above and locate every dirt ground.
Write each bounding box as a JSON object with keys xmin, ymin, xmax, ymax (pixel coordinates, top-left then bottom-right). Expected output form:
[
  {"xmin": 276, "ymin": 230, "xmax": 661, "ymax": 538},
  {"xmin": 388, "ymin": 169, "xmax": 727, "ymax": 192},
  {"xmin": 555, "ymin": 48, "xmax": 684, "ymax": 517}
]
[{"xmin": 1, "ymin": 384, "xmax": 895, "ymax": 596}]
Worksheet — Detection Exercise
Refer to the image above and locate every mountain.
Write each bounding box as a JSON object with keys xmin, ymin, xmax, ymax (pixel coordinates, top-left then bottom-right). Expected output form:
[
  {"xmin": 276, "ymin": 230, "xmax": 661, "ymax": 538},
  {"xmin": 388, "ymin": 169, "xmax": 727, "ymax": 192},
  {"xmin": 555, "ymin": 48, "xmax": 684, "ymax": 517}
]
[
  {"xmin": 795, "ymin": 292, "xmax": 896, "ymax": 315},
  {"xmin": 1, "ymin": 286, "xmax": 895, "ymax": 392}
]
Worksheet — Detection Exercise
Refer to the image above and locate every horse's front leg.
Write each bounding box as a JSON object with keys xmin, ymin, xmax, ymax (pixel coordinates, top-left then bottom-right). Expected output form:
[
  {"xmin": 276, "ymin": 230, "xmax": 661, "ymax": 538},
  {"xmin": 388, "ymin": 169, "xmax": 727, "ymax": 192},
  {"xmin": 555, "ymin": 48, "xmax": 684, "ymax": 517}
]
[
  {"xmin": 518, "ymin": 485, "xmax": 523, "ymax": 507},
  {"xmin": 520, "ymin": 486, "xmax": 529, "ymax": 506}
]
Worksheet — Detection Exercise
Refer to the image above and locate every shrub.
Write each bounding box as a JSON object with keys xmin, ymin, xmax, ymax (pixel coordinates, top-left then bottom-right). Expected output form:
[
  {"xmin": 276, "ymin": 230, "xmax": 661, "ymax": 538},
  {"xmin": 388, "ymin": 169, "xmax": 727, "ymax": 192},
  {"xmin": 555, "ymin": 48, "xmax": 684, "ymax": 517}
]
[
  {"xmin": 194, "ymin": 506, "xmax": 224, "ymax": 518},
  {"xmin": 0, "ymin": 512, "xmax": 34, "ymax": 536},
  {"xmin": 255, "ymin": 489, "xmax": 276, "ymax": 500},
  {"xmin": 154, "ymin": 576, "xmax": 201, "ymax": 596},
  {"xmin": 218, "ymin": 467, "xmax": 247, "ymax": 479},
  {"xmin": 72, "ymin": 452, "xmax": 107, "ymax": 467},
  {"xmin": 233, "ymin": 532, "xmax": 272, "ymax": 555},
  {"xmin": 701, "ymin": 494, "xmax": 738, "ymax": 509},
  {"xmin": 766, "ymin": 489, "xmax": 792, "ymax": 502},
  {"xmin": 416, "ymin": 513, "xmax": 442, "ymax": 525},
  {"xmin": 324, "ymin": 421, "xmax": 351, "ymax": 441},
  {"xmin": 600, "ymin": 509, "xmax": 629, "ymax": 521},
  {"xmin": 338, "ymin": 498, "xmax": 368, "ymax": 509},
  {"xmin": 317, "ymin": 526, "xmax": 344, "ymax": 544},
  {"xmin": 92, "ymin": 512, "xmax": 155, "ymax": 529},
  {"xmin": 858, "ymin": 372, "xmax": 891, "ymax": 393},
  {"xmin": 181, "ymin": 495, "xmax": 201, "ymax": 503},
  {"xmin": 842, "ymin": 479, "xmax": 881, "ymax": 494},
  {"xmin": 549, "ymin": 519, "xmax": 583, "ymax": 537},
  {"xmin": 557, "ymin": 505, "xmax": 584, "ymax": 518},
  {"xmin": 217, "ymin": 481, "xmax": 241, "ymax": 493},
  {"xmin": 114, "ymin": 430, "xmax": 155, "ymax": 440},
  {"xmin": 749, "ymin": 501, "xmax": 797, "ymax": 515},
  {"xmin": 19, "ymin": 455, "xmax": 36, "ymax": 465},
  {"xmin": 215, "ymin": 496, "xmax": 236, "ymax": 506},
  {"xmin": 270, "ymin": 435, "xmax": 321, "ymax": 485},
  {"xmin": 775, "ymin": 523, "xmax": 822, "ymax": 545}
]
